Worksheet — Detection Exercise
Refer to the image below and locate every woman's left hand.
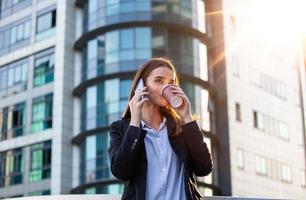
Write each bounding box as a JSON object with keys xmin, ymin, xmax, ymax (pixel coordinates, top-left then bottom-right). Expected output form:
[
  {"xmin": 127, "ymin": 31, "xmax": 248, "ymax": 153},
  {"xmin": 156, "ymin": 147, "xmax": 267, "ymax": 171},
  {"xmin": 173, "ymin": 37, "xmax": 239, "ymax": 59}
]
[{"xmin": 169, "ymin": 85, "xmax": 193, "ymax": 123}]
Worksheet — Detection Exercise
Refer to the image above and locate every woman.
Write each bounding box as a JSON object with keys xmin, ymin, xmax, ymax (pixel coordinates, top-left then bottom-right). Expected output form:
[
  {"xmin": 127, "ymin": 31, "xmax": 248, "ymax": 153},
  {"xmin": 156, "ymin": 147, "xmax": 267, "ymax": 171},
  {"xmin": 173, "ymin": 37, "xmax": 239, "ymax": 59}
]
[{"xmin": 108, "ymin": 57, "xmax": 213, "ymax": 200}]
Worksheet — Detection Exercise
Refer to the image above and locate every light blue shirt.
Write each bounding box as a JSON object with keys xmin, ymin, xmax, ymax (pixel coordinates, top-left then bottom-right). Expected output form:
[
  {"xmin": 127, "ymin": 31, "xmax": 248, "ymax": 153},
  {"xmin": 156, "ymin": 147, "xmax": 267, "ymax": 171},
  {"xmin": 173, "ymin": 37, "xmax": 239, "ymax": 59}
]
[{"xmin": 141, "ymin": 117, "xmax": 186, "ymax": 200}]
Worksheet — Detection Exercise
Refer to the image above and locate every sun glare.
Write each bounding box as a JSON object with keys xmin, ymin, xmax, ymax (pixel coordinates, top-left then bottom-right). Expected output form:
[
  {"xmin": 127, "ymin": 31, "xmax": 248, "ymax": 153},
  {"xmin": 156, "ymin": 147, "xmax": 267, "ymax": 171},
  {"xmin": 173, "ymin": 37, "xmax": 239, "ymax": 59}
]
[{"xmin": 246, "ymin": 0, "xmax": 306, "ymax": 43}]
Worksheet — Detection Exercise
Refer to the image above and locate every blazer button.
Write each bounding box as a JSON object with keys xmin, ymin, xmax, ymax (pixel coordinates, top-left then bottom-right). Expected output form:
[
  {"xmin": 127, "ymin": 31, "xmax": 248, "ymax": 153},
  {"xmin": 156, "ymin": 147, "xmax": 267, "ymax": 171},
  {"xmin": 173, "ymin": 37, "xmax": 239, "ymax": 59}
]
[{"xmin": 131, "ymin": 139, "xmax": 138, "ymax": 150}]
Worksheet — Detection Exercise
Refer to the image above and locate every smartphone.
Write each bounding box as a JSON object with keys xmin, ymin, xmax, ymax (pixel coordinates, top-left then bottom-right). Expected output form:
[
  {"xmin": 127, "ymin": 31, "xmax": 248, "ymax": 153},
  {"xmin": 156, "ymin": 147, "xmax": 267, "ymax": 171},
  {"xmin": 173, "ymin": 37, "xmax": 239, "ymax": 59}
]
[{"xmin": 135, "ymin": 78, "xmax": 145, "ymax": 99}]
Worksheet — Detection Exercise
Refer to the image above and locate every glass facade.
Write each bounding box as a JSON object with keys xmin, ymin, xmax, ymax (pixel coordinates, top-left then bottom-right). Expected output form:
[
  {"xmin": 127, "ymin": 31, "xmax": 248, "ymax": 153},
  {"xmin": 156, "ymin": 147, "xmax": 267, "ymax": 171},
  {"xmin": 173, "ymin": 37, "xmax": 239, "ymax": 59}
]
[
  {"xmin": 81, "ymin": 78, "xmax": 132, "ymax": 131},
  {"xmin": 84, "ymin": 0, "xmax": 205, "ymax": 33},
  {"xmin": 0, "ymin": 148, "xmax": 24, "ymax": 187},
  {"xmin": 31, "ymin": 93, "xmax": 53, "ymax": 133},
  {"xmin": 181, "ymin": 82, "xmax": 210, "ymax": 131},
  {"xmin": 29, "ymin": 141, "xmax": 52, "ymax": 182},
  {"xmin": 80, "ymin": 132, "xmax": 112, "ymax": 184},
  {"xmin": 33, "ymin": 51, "xmax": 54, "ymax": 87},
  {"xmin": 0, "ymin": 101, "xmax": 26, "ymax": 141},
  {"xmin": 82, "ymin": 27, "xmax": 207, "ymax": 81}
]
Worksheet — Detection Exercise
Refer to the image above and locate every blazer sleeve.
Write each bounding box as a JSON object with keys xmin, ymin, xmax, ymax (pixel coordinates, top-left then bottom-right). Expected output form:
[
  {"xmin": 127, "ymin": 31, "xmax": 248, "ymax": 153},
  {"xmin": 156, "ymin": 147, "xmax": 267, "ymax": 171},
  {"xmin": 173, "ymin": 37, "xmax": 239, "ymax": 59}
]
[
  {"xmin": 108, "ymin": 120, "xmax": 147, "ymax": 181},
  {"xmin": 181, "ymin": 120, "xmax": 213, "ymax": 176}
]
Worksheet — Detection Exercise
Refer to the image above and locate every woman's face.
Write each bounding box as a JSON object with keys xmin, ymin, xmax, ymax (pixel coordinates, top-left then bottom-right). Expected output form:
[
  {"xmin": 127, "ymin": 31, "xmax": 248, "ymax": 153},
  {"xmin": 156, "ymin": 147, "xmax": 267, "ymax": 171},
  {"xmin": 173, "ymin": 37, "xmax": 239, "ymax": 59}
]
[{"xmin": 144, "ymin": 66, "xmax": 176, "ymax": 107}]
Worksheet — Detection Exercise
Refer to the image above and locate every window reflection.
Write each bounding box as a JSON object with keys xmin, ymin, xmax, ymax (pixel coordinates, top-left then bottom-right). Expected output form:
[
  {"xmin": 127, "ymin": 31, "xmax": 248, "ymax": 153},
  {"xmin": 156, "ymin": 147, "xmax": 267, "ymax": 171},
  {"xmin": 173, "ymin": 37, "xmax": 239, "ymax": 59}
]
[
  {"xmin": 0, "ymin": 148, "xmax": 24, "ymax": 187},
  {"xmin": 84, "ymin": 0, "xmax": 205, "ymax": 33},
  {"xmin": 81, "ymin": 132, "xmax": 112, "ymax": 184},
  {"xmin": 82, "ymin": 27, "xmax": 208, "ymax": 81},
  {"xmin": 81, "ymin": 79, "xmax": 132, "ymax": 131},
  {"xmin": 181, "ymin": 82, "xmax": 210, "ymax": 131}
]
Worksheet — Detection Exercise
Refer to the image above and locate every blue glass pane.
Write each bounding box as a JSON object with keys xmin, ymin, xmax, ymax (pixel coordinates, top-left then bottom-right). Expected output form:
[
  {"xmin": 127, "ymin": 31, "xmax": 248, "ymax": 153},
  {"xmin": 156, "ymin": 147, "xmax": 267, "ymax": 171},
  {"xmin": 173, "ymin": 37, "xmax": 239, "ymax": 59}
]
[
  {"xmin": 135, "ymin": 49, "xmax": 151, "ymax": 60},
  {"xmin": 135, "ymin": 28, "xmax": 151, "ymax": 48},
  {"xmin": 120, "ymin": 2, "xmax": 135, "ymax": 13},
  {"xmin": 105, "ymin": 52, "xmax": 119, "ymax": 64},
  {"xmin": 106, "ymin": 4, "xmax": 119, "ymax": 16},
  {"xmin": 120, "ymin": 50, "xmax": 134, "ymax": 61},
  {"xmin": 89, "ymin": 0, "xmax": 98, "ymax": 13},
  {"xmin": 105, "ymin": 31, "xmax": 119, "ymax": 52},
  {"xmin": 135, "ymin": 2, "xmax": 150, "ymax": 11},
  {"xmin": 120, "ymin": 29, "xmax": 134, "ymax": 49}
]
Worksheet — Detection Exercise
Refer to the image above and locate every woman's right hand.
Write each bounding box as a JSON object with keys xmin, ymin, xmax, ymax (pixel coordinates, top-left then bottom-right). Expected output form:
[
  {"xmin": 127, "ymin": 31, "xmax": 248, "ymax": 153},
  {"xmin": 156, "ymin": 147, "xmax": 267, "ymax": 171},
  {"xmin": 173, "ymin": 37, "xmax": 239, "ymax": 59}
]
[{"xmin": 129, "ymin": 87, "xmax": 149, "ymax": 127}]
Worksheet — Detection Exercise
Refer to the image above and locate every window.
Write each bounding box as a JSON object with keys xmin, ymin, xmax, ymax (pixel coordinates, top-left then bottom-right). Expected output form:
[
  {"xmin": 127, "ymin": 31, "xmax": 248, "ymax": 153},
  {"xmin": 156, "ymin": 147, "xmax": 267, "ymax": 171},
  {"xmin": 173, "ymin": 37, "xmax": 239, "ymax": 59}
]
[
  {"xmin": 28, "ymin": 190, "xmax": 50, "ymax": 196},
  {"xmin": 0, "ymin": 148, "xmax": 24, "ymax": 187},
  {"xmin": 135, "ymin": 28, "xmax": 151, "ymax": 48},
  {"xmin": 105, "ymin": 79, "xmax": 120, "ymax": 114},
  {"xmin": 255, "ymin": 155, "xmax": 267, "ymax": 175},
  {"xmin": 36, "ymin": 10, "xmax": 56, "ymax": 41},
  {"xmin": 235, "ymin": 102, "xmax": 241, "ymax": 122},
  {"xmin": 33, "ymin": 52, "xmax": 54, "ymax": 87},
  {"xmin": 81, "ymin": 79, "xmax": 132, "ymax": 131},
  {"xmin": 81, "ymin": 133, "xmax": 111, "ymax": 184},
  {"xmin": 0, "ymin": 18, "xmax": 30, "ymax": 55},
  {"xmin": 237, "ymin": 148, "xmax": 244, "ymax": 169},
  {"xmin": 294, "ymin": 89, "xmax": 301, "ymax": 107},
  {"xmin": 0, "ymin": 102, "xmax": 26, "ymax": 141},
  {"xmin": 232, "ymin": 57, "xmax": 239, "ymax": 77},
  {"xmin": 119, "ymin": 79, "xmax": 132, "ymax": 110},
  {"xmin": 10, "ymin": 20, "xmax": 30, "ymax": 45},
  {"xmin": 0, "ymin": 59, "xmax": 28, "ymax": 97},
  {"xmin": 29, "ymin": 141, "xmax": 52, "ymax": 182},
  {"xmin": 0, "ymin": 0, "xmax": 30, "ymax": 19},
  {"xmin": 8, "ymin": 62, "xmax": 27, "ymax": 87},
  {"xmin": 253, "ymin": 111, "xmax": 264, "ymax": 130},
  {"xmin": 105, "ymin": 31, "xmax": 119, "ymax": 53},
  {"xmin": 250, "ymin": 68, "xmax": 287, "ymax": 100},
  {"xmin": 279, "ymin": 122, "xmax": 289, "ymax": 140},
  {"xmin": 230, "ymin": 15, "xmax": 237, "ymax": 33},
  {"xmin": 31, "ymin": 93, "xmax": 53, "ymax": 133},
  {"xmin": 281, "ymin": 164, "xmax": 292, "ymax": 183},
  {"xmin": 120, "ymin": 29, "xmax": 134, "ymax": 49},
  {"xmin": 298, "ymin": 129, "xmax": 304, "ymax": 145}
]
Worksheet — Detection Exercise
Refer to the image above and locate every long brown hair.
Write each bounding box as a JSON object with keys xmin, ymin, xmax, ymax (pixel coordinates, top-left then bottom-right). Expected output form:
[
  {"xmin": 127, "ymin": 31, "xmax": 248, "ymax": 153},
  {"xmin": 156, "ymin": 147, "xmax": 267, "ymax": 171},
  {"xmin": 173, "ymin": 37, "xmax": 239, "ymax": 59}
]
[{"xmin": 122, "ymin": 57, "xmax": 184, "ymax": 137}]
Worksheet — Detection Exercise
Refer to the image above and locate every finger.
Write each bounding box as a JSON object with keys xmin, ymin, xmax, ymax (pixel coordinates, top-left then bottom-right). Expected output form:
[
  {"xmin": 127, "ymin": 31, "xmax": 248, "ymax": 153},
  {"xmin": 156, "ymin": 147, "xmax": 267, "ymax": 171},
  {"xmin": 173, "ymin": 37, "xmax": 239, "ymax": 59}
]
[
  {"xmin": 172, "ymin": 90, "xmax": 185, "ymax": 95},
  {"xmin": 171, "ymin": 87, "xmax": 184, "ymax": 92},
  {"xmin": 135, "ymin": 86, "xmax": 147, "ymax": 94},
  {"xmin": 133, "ymin": 91, "xmax": 149, "ymax": 100},
  {"xmin": 138, "ymin": 97, "xmax": 149, "ymax": 106},
  {"xmin": 174, "ymin": 93, "xmax": 187, "ymax": 99}
]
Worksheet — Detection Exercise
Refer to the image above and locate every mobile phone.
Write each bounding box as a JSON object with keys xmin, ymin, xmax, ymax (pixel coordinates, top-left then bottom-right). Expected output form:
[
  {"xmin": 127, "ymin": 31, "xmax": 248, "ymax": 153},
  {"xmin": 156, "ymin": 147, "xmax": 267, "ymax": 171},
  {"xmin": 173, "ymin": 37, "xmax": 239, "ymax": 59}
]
[{"xmin": 135, "ymin": 78, "xmax": 145, "ymax": 99}]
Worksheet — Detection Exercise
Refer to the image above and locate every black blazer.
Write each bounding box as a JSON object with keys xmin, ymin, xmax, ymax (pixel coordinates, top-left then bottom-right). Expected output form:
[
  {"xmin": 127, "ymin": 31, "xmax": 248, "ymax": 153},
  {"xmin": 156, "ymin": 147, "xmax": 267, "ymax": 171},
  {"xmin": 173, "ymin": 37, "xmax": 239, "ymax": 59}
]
[{"xmin": 108, "ymin": 116, "xmax": 213, "ymax": 200}]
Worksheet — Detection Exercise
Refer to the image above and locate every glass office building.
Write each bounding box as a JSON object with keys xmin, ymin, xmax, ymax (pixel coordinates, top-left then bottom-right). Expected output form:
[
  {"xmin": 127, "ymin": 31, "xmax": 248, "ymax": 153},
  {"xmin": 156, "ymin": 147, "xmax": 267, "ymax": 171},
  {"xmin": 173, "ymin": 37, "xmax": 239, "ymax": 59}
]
[{"xmin": 71, "ymin": 0, "xmax": 216, "ymax": 195}]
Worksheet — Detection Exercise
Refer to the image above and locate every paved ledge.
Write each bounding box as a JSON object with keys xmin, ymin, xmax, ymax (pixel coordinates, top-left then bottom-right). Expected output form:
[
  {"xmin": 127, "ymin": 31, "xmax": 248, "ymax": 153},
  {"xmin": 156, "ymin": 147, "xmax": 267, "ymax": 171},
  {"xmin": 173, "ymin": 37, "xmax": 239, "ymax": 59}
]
[{"xmin": 3, "ymin": 195, "xmax": 285, "ymax": 200}]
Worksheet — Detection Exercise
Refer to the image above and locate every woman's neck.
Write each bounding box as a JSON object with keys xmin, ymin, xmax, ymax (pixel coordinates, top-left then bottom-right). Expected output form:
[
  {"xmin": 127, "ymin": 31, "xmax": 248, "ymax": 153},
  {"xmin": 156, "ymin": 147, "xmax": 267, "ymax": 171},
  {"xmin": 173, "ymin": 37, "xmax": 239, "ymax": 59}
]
[{"xmin": 141, "ymin": 102, "xmax": 163, "ymax": 128}]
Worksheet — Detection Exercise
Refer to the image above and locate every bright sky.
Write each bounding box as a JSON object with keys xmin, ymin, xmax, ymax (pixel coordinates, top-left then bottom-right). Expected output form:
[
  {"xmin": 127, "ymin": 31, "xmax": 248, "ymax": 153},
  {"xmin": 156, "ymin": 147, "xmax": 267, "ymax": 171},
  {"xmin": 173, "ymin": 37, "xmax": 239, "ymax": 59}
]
[{"xmin": 244, "ymin": 0, "xmax": 306, "ymax": 44}]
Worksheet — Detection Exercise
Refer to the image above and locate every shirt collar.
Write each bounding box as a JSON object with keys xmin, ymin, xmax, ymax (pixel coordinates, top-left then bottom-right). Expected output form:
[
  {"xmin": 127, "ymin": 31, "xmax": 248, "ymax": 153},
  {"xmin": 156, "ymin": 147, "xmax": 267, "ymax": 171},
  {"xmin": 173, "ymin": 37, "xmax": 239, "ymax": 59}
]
[{"xmin": 141, "ymin": 116, "xmax": 167, "ymax": 130}]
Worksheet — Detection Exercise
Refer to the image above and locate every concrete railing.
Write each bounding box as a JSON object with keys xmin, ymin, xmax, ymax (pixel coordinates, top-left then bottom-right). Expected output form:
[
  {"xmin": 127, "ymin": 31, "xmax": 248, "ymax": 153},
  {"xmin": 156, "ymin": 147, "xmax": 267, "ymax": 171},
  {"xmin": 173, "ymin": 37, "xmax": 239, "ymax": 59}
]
[{"xmin": 3, "ymin": 195, "xmax": 284, "ymax": 200}]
